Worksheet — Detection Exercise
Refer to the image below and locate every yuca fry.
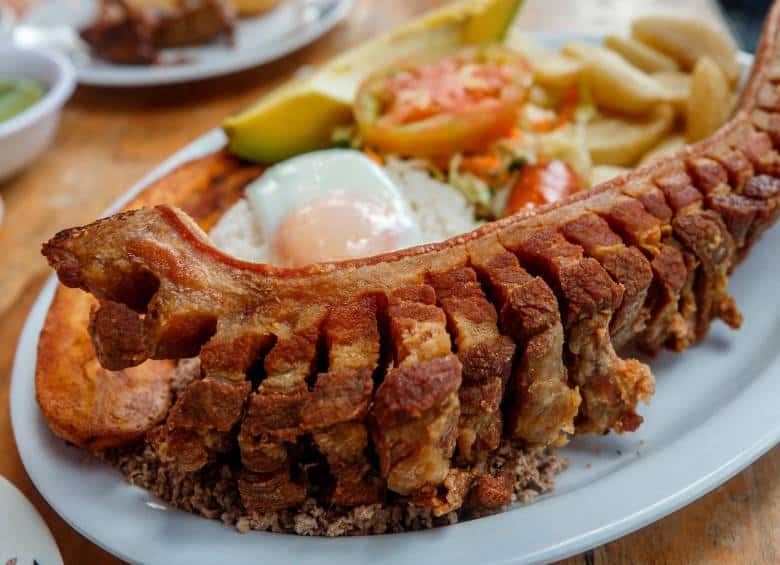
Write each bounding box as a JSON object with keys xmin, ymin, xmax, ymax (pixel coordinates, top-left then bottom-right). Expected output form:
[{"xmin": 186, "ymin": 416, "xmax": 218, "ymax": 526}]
[
  {"xmin": 638, "ymin": 134, "xmax": 687, "ymax": 165},
  {"xmin": 590, "ymin": 164, "xmax": 631, "ymax": 185},
  {"xmin": 563, "ymin": 41, "xmax": 668, "ymax": 115},
  {"xmin": 652, "ymin": 71, "xmax": 692, "ymax": 116},
  {"xmin": 686, "ymin": 56, "xmax": 731, "ymax": 141},
  {"xmin": 632, "ymin": 16, "xmax": 740, "ymax": 84},
  {"xmin": 605, "ymin": 35, "xmax": 680, "ymax": 73},
  {"xmin": 586, "ymin": 103, "xmax": 675, "ymax": 166},
  {"xmin": 507, "ymin": 31, "xmax": 585, "ymax": 88}
]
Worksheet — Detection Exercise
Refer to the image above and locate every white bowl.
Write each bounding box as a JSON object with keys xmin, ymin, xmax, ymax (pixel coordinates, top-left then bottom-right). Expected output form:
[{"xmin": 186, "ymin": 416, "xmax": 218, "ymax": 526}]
[
  {"xmin": 0, "ymin": 475, "xmax": 62, "ymax": 565},
  {"xmin": 0, "ymin": 4, "xmax": 15, "ymax": 39},
  {"xmin": 0, "ymin": 45, "xmax": 75, "ymax": 181}
]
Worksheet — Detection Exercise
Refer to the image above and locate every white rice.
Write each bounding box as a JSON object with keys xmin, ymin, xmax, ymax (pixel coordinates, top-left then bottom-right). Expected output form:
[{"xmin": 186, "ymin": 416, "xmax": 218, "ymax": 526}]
[
  {"xmin": 209, "ymin": 157, "xmax": 480, "ymax": 263},
  {"xmin": 383, "ymin": 156, "xmax": 481, "ymax": 242},
  {"xmin": 209, "ymin": 199, "xmax": 269, "ymax": 263}
]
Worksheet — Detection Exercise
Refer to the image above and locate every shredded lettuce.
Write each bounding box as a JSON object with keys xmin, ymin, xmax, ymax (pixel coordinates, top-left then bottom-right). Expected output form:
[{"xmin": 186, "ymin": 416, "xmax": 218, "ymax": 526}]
[
  {"xmin": 495, "ymin": 138, "xmax": 537, "ymax": 167},
  {"xmin": 535, "ymin": 124, "xmax": 592, "ymax": 184},
  {"xmin": 448, "ymin": 154, "xmax": 493, "ymax": 215},
  {"xmin": 573, "ymin": 81, "xmax": 596, "ymax": 125},
  {"xmin": 330, "ymin": 124, "xmax": 361, "ymax": 149}
]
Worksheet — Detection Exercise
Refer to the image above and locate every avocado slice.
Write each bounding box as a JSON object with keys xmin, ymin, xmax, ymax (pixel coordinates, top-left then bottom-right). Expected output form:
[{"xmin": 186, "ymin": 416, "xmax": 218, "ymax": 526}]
[{"xmin": 223, "ymin": 0, "xmax": 523, "ymax": 164}]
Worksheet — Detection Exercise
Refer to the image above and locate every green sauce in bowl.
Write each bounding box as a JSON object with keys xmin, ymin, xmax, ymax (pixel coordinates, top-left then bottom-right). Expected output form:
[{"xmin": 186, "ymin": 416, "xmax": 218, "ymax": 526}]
[{"xmin": 0, "ymin": 78, "xmax": 46, "ymax": 124}]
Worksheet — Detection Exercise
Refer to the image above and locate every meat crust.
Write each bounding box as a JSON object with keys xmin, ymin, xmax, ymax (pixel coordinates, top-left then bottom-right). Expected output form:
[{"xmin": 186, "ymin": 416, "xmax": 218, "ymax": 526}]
[
  {"xmin": 38, "ymin": 0, "xmax": 780, "ymax": 516},
  {"xmin": 36, "ymin": 150, "xmax": 255, "ymax": 450}
]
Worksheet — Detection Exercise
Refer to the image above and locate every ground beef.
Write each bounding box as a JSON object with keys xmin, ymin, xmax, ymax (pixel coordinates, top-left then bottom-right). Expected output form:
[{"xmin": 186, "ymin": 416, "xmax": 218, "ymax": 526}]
[{"xmin": 102, "ymin": 440, "xmax": 567, "ymax": 536}]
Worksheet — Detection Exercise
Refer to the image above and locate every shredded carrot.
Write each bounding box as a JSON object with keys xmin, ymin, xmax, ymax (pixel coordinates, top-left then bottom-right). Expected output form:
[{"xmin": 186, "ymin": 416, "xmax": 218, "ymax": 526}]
[
  {"xmin": 363, "ymin": 148, "xmax": 384, "ymax": 165},
  {"xmin": 532, "ymin": 84, "xmax": 579, "ymax": 133},
  {"xmin": 458, "ymin": 149, "xmax": 509, "ymax": 186},
  {"xmin": 458, "ymin": 151, "xmax": 505, "ymax": 184},
  {"xmin": 556, "ymin": 83, "xmax": 580, "ymax": 125},
  {"xmin": 461, "ymin": 154, "xmax": 502, "ymax": 172},
  {"xmin": 508, "ymin": 128, "xmax": 524, "ymax": 141}
]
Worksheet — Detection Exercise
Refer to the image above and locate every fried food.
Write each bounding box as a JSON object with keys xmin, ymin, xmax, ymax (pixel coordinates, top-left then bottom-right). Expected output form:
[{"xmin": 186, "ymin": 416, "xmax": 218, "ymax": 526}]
[
  {"xmin": 590, "ymin": 164, "xmax": 631, "ymax": 185},
  {"xmin": 563, "ymin": 41, "xmax": 669, "ymax": 115},
  {"xmin": 632, "ymin": 16, "xmax": 740, "ymax": 84},
  {"xmin": 36, "ymin": 151, "xmax": 260, "ymax": 450},
  {"xmin": 37, "ymin": 0, "xmax": 780, "ymax": 523},
  {"xmin": 687, "ymin": 56, "xmax": 732, "ymax": 141},
  {"xmin": 604, "ymin": 35, "xmax": 680, "ymax": 73},
  {"xmin": 229, "ymin": 0, "xmax": 281, "ymax": 16},
  {"xmin": 638, "ymin": 134, "xmax": 687, "ymax": 166},
  {"xmin": 41, "ymin": 22, "xmax": 780, "ymax": 505},
  {"xmin": 80, "ymin": 0, "xmax": 235, "ymax": 65},
  {"xmin": 586, "ymin": 104, "xmax": 675, "ymax": 166},
  {"xmin": 506, "ymin": 31, "xmax": 585, "ymax": 89},
  {"xmin": 652, "ymin": 70, "xmax": 692, "ymax": 117},
  {"xmin": 36, "ymin": 287, "xmax": 174, "ymax": 450}
]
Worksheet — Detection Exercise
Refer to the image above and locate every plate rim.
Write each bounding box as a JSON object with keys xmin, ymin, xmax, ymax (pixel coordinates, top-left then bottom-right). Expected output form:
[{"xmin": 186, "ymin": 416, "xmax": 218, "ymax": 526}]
[
  {"xmin": 11, "ymin": 42, "xmax": 778, "ymax": 565},
  {"xmin": 74, "ymin": 0, "xmax": 353, "ymax": 87}
]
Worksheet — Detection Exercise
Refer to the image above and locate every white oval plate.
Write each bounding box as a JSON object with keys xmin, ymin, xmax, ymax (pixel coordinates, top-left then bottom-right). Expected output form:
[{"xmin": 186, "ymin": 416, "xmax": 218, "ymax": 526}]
[
  {"xmin": 18, "ymin": 0, "xmax": 352, "ymax": 87},
  {"xmin": 11, "ymin": 40, "xmax": 776, "ymax": 564}
]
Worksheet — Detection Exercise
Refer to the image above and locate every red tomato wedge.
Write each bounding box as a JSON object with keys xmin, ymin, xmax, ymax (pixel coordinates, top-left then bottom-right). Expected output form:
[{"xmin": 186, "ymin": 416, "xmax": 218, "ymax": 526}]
[
  {"xmin": 503, "ymin": 160, "xmax": 581, "ymax": 216},
  {"xmin": 354, "ymin": 46, "xmax": 532, "ymax": 159}
]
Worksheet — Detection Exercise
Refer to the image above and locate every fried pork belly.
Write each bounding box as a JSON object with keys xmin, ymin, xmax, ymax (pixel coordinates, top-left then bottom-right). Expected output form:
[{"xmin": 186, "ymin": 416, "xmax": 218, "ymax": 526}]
[
  {"xmin": 36, "ymin": 151, "xmax": 253, "ymax": 451},
  {"xmin": 596, "ymin": 195, "xmax": 689, "ymax": 354},
  {"xmin": 40, "ymin": 0, "xmax": 780, "ymax": 515},
  {"xmin": 373, "ymin": 285, "xmax": 461, "ymax": 496},
  {"xmin": 468, "ymin": 237, "xmax": 580, "ymax": 446},
  {"xmin": 301, "ymin": 295, "xmax": 385, "ymax": 506},
  {"xmin": 560, "ymin": 213, "xmax": 653, "ymax": 348},
  {"xmin": 501, "ymin": 227, "xmax": 654, "ymax": 434},
  {"xmin": 154, "ymin": 0, "xmax": 235, "ymax": 48},
  {"xmin": 237, "ymin": 309, "xmax": 324, "ymax": 511},
  {"xmin": 427, "ymin": 268, "xmax": 515, "ymax": 464}
]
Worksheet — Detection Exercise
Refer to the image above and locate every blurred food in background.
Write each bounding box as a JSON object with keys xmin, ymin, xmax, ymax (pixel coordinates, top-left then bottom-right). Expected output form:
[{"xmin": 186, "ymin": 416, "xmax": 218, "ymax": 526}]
[
  {"xmin": 130, "ymin": 0, "xmax": 281, "ymax": 16},
  {"xmin": 229, "ymin": 0, "xmax": 282, "ymax": 16},
  {"xmin": 0, "ymin": 46, "xmax": 75, "ymax": 183},
  {"xmin": 79, "ymin": 0, "xmax": 289, "ymax": 65},
  {"xmin": 80, "ymin": 0, "xmax": 236, "ymax": 64},
  {"xmin": 0, "ymin": 78, "xmax": 45, "ymax": 124}
]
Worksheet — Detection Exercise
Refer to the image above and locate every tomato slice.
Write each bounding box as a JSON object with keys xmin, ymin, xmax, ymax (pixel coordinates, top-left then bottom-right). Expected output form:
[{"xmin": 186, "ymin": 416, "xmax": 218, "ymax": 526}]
[
  {"xmin": 503, "ymin": 160, "xmax": 581, "ymax": 216},
  {"xmin": 354, "ymin": 46, "xmax": 532, "ymax": 159}
]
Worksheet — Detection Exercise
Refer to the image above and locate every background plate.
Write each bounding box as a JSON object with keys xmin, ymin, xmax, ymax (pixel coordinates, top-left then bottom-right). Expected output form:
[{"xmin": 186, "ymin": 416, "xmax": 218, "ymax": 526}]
[
  {"xmin": 11, "ymin": 39, "xmax": 778, "ymax": 565},
  {"xmin": 18, "ymin": 0, "xmax": 352, "ymax": 86}
]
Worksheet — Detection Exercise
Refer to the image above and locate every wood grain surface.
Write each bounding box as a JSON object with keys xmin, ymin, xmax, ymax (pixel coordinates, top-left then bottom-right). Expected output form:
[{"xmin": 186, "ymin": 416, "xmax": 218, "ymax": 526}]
[{"xmin": 1, "ymin": 1, "xmax": 774, "ymax": 564}]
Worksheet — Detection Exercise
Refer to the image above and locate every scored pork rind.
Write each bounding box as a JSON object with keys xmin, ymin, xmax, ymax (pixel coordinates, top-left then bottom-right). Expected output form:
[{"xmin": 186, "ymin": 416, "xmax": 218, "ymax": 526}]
[{"xmin": 40, "ymin": 0, "xmax": 780, "ymax": 517}]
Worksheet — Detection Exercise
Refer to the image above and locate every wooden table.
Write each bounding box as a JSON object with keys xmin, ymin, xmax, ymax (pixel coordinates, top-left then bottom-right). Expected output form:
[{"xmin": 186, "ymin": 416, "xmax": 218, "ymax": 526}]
[{"xmin": 1, "ymin": 1, "xmax": 776, "ymax": 563}]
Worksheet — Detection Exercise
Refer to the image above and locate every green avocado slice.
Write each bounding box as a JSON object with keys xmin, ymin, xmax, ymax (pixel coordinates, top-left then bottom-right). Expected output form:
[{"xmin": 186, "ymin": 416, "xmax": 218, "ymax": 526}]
[{"xmin": 223, "ymin": 0, "xmax": 523, "ymax": 164}]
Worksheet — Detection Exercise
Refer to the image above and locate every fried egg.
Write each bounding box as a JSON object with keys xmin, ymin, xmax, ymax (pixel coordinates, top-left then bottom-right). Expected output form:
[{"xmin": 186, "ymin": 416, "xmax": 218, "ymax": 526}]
[{"xmin": 244, "ymin": 149, "xmax": 423, "ymax": 267}]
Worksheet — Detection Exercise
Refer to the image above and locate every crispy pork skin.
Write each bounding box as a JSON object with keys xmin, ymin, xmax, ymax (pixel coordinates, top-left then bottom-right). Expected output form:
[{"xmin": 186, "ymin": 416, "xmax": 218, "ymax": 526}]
[
  {"xmin": 41, "ymin": 0, "xmax": 780, "ymax": 514},
  {"xmin": 301, "ymin": 295, "xmax": 385, "ymax": 506},
  {"xmin": 560, "ymin": 212, "xmax": 653, "ymax": 348},
  {"xmin": 236, "ymin": 308, "xmax": 324, "ymax": 511},
  {"xmin": 373, "ymin": 285, "xmax": 461, "ymax": 496},
  {"xmin": 468, "ymin": 237, "xmax": 580, "ymax": 446},
  {"xmin": 501, "ymin": 226, "xmax": 654, "ymax": 434},
  {"xmin": 427, "ymin": 268, "xmax": 515, "ymax": 464}
]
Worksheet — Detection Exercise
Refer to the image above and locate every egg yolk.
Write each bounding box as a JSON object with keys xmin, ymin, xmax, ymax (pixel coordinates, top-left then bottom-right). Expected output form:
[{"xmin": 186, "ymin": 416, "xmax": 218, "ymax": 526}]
[{"xmin": 271, "ymin": 193, "xmax": 408, "ymax": 267}]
